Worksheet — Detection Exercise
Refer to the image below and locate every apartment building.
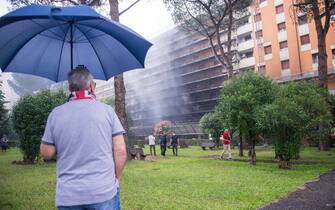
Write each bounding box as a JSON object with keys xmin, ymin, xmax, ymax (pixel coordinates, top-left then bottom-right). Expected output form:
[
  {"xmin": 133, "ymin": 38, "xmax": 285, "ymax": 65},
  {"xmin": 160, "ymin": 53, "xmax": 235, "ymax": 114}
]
[{"xmin": 252, "ymin": 0, "xmax": 335, "ymax": 89}]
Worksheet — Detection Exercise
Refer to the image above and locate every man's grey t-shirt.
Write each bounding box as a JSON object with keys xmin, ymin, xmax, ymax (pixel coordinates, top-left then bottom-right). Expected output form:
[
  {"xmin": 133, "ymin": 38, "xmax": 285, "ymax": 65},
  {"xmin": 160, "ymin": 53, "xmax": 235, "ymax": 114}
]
[{"xmin": 42, "ymin": 99, "xmax": 125, "ymax": 207}]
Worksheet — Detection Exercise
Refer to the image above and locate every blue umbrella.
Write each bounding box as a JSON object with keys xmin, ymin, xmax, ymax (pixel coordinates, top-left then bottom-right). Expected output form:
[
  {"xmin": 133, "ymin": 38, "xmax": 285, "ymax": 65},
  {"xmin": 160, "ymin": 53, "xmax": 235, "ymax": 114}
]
[{"xmin": 0, "ymin": 5, "xmax": 152, "ymax": 82}]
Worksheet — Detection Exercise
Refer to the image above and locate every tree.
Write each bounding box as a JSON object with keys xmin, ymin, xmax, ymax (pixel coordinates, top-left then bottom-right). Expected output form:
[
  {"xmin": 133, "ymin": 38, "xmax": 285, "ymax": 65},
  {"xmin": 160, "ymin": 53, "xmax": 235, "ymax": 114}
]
[
  {"xmin": 257, "ymin": 98, "xmax": 307, "ymax": 169},
  {"xmin": 12, "ymin": 89, "xmax": 67, "ymax": 163},
  {"xmin": 200, "ymin": 112, "xmax": 224, "ymax": 147},
  {"xmin": 216, "ymin": 72, "xmax": 277, "ymax": 164},
  {"xmin": 257, "ymin": 81, "xmax": 332, "ymax": 168},
  {"xmin": 0, "ymin": 76, "xmax": 10, "ymax": 138},
  {"xmin": 281, "ymin": 81, "xmax": 332, "ymax": 151},
  {"xmin": 164, "ymin": 0, "xmax": 252, "ymax": 79},
  {"xmin": 293, "ymin": 0, "xmax": 335, "ymax": 89}
]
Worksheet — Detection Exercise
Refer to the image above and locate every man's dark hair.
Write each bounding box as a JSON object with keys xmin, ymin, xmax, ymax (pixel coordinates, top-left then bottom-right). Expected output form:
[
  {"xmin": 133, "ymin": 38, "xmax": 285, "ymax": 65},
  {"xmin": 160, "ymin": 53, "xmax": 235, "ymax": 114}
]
[{"xmin": 68, "ymin": 65, "xmax": 93, "ymax": 92}]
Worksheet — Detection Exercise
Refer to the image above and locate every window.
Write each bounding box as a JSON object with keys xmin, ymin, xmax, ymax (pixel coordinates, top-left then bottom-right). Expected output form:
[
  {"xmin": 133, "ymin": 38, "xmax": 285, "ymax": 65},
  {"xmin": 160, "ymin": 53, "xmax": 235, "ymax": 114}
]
[
  {"xmin": 332, "ymin": 49, "xmax": 335, "ymax": 60},
  {"xmin": 275, "ymin": 4, "xmax": 284, "ymax": 14},
  {"xmin": 281, "ymin": 60, "xmax": 290, "ymax": 69},
  {"xmin": 264, "ymin": 45, "xmax": 272, "ymax": 55},
  {"xmin": 277, "ymin": 22, "xmax": 286, "ymax": 32},
  {"xmin": 259, "ymin": 65, "xmax": 266, "ymax": 74},
  {"xmin": 300, "ymin": 34, "xmax": 310, "ymax": 45},
  {"xmin": 245, "ymin": 51, "xmax": 253, "ymax": 58},
  {"xmin": 244, "ymin": 34, "xmax": 252, "ymax": 41},
  {"xmin": 312, "ymin": 53, "xmax": 319, "ymax": 64},
  {"xmin": 298, "ymin": 15, "xmax": 308, "ymax": 25},
  {"xmin": 256, "ymin": 30, "xmax": 263, "ymax": 38},
  {"xmin": 254, "ymin": 13, "xmax": 262, "ymax": 22},
  {"xmin": 279, "ymin": 41, "xmax": 288, "ymax": 50}
]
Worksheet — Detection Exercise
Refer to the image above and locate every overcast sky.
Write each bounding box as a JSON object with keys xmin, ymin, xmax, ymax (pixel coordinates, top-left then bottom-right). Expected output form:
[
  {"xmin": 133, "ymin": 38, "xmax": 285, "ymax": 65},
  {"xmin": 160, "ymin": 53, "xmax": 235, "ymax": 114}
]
[{"xmin": 0, "ymin": 0, "xmax": 175, "ymax": 39}]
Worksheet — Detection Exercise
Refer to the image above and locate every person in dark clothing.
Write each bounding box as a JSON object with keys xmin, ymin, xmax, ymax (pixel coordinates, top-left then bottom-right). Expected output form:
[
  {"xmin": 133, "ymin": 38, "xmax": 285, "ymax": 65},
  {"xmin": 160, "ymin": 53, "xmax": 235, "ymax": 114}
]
[
  {"xmin": 1, "ymin": 135, "xmax": 8, "ymax": 152},
  {"xmin": 170, "ymin": 133, "xmax": 179, "ymax": 156},
  {"xmin": 159, "ymin": 132, "xmax": 167, "ymax": 156}
]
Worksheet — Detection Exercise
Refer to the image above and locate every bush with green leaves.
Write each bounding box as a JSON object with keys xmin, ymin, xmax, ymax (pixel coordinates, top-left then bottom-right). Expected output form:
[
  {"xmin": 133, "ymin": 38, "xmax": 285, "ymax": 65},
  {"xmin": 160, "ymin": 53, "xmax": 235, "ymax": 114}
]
[
  {"xmin": 200, "ymin": 112, "xmax": 223, "ymax": 147},
  {"xmin": 257, "ymin": 81, "xmax": 332, "ymax": 168},
  {"xmin": 216, "ymin": 72, "xmax": 277, "ymax": 164},
  {"xmin": 12, "ymin": 89, "xmax": 67, "ymax": 163}
]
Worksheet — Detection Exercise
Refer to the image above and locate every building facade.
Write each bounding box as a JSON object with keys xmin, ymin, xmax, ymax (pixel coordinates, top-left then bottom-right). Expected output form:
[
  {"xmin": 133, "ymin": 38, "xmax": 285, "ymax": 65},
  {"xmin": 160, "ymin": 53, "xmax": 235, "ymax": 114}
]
[
  {"xmin": 252, "ymin": 0, "xmax": 335, "ymax": 88},
  {"xmin": 96, "ymin": 0, "xmax": 335, "ymax": 138}
]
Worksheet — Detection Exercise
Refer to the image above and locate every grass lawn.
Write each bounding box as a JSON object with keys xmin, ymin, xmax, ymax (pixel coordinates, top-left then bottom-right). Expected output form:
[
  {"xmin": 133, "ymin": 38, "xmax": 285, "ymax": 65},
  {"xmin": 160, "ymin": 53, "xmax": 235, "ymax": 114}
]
[{"xmin": 0, "ymin": 146, "xmax": 335, "ymax": 210}]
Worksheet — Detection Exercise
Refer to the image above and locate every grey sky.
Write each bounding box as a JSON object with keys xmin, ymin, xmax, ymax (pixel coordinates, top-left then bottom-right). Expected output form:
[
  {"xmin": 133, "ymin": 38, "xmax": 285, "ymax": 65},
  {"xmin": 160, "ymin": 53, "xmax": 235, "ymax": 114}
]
[{"xmin": 0, "ymin": 0, "xmax": 175, "ymax": 39}]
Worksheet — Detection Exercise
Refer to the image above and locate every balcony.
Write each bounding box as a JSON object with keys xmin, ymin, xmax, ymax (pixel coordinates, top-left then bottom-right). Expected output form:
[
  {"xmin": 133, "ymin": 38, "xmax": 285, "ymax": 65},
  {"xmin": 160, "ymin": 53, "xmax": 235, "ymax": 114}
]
[
  {"xmin": 281, "ymin": 69, "xmax": 291, "ymax": 78},
  {"xmin": 260, "ymin": 0, "xmax": 268, "ymax": 8},
  {"xmin": 237, "ymin": 23, "xmax": 253, "ymax": 36},
  {"xmin": 276, "ymin": 13, "xmax": 285, "ymax": 24},
  {"xmin": 277, "ymin": 30, "xmax": 287, "ymax": 42},
  {"xmin": 238, "ymin": 39, "xmax": 254, "ymax": 52},
  {"xmin": 279, "ymin": 49, "xmax": 289, "ymax": 61},
  {"xmin": 274, "ymin": 0, "xmax": 283, "ymax": 6},
  {"xmin": 301, "ymin": 43, "xmax": 311, "ymax": 52},
  {"xmin": 264, "ymin": 53, "xmax": 273, "ymax": 61},
  {"xmin": 234, "ymin": 57, "xmax": 255, "ymax": 70},
  {"xmin": 298, "ymin": 24, "xmax": 309, "ymax": 36},
  {"xmin": 254, "ymin": 21, "xmax": 262, "ymax": 31}
]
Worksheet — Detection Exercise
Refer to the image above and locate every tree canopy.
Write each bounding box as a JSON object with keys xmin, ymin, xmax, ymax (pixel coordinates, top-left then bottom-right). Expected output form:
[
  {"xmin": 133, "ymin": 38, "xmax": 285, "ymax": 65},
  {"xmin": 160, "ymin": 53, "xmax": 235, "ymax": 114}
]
[
  {"xmin": 216, "ymin": 72, "xmax": 277, "ymax": 164},
  {"xmin": 164, "ymin": 0, "xmax": 252, "ymax": 78}
]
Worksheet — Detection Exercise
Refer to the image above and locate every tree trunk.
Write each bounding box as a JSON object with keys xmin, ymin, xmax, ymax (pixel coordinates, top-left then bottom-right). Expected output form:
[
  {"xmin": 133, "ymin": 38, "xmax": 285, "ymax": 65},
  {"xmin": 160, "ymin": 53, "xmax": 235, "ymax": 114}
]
[
  {"xmin": 313, "ymin": 4, "xmax": 328, "ymax": 89},
  {"xmin": 312, "ymin": 7, "xmax": 330, "ymax": 151},
  {"xmin": 278, "ymin": 155, "xmax": 290, "ymax": 169},
  {"xmin": 226, "ymin": 0, "xmax": 234, "ymax": 78},
  {"xmin": 238, "ymin": 134, "xmax": 243, "ymax": 157},
  {"xmin": 109, "ymin": 0, "xmax": 131, "ymax": 159},
  {"xmin": 319, "ymin": 121, "xmax": 330, "ymax": 151},
  {"xmin": 250, "ymin": 138, "xmax": 256, "ymax": 165}
]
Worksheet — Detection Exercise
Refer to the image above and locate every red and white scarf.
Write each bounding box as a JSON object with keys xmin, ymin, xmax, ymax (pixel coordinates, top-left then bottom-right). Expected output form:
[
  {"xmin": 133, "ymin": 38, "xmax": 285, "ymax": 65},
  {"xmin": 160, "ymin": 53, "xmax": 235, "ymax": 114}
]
[{"xmin": 69, "ymin": 90, "xmax": 96, "ymax": 101}]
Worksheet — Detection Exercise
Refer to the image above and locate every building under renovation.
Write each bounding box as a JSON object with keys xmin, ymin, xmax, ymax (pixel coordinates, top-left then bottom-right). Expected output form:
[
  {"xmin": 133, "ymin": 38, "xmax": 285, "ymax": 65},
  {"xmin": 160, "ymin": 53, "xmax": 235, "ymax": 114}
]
[{"xmin": 96, "ymin": 0, "xmax": 335, "ymax": 138}]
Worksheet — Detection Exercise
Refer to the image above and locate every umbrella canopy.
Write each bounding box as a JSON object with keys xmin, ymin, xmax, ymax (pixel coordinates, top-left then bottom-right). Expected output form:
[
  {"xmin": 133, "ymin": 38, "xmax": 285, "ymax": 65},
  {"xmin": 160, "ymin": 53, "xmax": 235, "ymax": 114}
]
[{"xmin": 0, "ymin": 5, "xmax": 152, "ymax": 82}]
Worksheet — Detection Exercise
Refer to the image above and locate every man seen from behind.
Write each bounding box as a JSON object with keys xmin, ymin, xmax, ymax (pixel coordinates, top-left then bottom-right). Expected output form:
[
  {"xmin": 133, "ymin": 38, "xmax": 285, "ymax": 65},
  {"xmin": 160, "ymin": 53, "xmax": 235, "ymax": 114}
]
[{"xmin": 40, "ymin": 65, "xmax": 127, "ymax": 210}]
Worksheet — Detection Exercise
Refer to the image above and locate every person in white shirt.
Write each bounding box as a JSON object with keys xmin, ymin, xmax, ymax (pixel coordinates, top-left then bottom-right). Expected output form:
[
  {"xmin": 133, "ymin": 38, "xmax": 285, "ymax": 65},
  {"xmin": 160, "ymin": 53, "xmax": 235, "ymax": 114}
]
[{"xmin": 148, "ymin": 133, "xmax": 156, "ymax": 156}]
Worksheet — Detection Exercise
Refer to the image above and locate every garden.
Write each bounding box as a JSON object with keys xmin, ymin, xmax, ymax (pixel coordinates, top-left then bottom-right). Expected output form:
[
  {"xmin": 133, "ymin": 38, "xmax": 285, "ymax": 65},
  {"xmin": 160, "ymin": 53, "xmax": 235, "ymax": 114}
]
[{"xmin": 1, "ymin": 146, "xmax": 335, "ymax": 210}]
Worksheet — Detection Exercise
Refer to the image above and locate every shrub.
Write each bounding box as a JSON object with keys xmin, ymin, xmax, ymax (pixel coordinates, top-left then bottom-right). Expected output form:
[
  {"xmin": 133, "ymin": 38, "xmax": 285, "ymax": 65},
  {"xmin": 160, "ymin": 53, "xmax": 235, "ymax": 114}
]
[{"xmin": 12, "ymin": 89, "xmax": 67, "ymax": 163}]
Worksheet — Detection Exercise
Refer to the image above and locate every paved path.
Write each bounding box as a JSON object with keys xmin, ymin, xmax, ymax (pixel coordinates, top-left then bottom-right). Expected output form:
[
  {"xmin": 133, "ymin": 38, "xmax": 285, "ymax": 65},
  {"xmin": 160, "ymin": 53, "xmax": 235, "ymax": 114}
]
[{"xmin": 260, "ymin": 170, "xmax": 335, "ymax": 210}]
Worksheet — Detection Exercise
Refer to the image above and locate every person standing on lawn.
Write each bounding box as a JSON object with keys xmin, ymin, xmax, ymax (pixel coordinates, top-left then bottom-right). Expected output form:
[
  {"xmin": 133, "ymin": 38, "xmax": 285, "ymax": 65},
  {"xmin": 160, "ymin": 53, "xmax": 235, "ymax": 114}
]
[
  {"xmin": 148, "ymin": 133, "xmax": 156, "ymax": 156},
  {"xmin": 1, "ymin": 135, "xmax": 8, "ymax": 152},
  {"xmin": 40, "ymin": 65, "xmax": 127, "ymax": 210},
  {"xmin": 159, "ymin": 132, "xmax": 167, "ymax": 156},
  {"xmin": 220, "ymin": 129, "xmax": 232, "ymax": 160},
  {"xmin": 170, "ymin": 132, "xmax": 179, "ymax": 156}
]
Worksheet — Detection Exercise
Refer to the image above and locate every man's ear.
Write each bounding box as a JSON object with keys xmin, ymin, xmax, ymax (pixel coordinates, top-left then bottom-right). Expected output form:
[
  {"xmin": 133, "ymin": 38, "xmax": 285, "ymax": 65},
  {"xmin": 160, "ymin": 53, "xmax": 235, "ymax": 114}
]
[{"xmin": 90, "ymin": 81, "xmax": 96, "ymax": 93}]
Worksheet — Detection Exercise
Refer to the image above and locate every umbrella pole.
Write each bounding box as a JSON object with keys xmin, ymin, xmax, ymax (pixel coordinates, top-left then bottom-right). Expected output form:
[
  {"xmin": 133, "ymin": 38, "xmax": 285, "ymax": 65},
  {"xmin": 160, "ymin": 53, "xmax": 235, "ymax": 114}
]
[{"xmin": 70, "ymin": 21, "xmax": 74, "ymax": 70}]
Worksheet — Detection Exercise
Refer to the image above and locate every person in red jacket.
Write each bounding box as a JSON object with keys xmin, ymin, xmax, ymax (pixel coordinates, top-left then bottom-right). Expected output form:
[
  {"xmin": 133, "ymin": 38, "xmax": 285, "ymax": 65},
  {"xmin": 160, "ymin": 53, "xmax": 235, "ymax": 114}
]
[{"xmin": 220, "ymin": 129, "xmax": 232, "ymax": 160}]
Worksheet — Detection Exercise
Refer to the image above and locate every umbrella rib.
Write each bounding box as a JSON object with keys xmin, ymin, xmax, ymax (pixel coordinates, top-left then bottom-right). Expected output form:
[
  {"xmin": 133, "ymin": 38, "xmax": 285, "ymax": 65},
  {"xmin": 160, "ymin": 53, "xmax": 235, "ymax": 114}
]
[
  {"xmin": 75, "ymin": 26, "xmax": 108, "ymax": 80},
  {"xmin": 74, "ymin": 20, "xmax": 105, "ymax": 42},
  {"xmin": 30, "ymin": 19, "xmax": 66, "ymax": 40},
  {"xmin": 56, "ymin": 26, "xmax": 69, "ymax": 82}
]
